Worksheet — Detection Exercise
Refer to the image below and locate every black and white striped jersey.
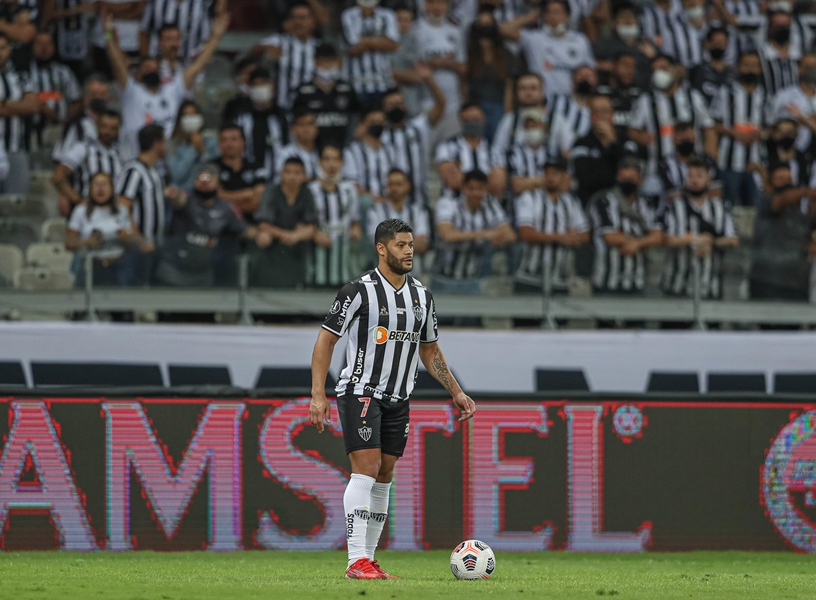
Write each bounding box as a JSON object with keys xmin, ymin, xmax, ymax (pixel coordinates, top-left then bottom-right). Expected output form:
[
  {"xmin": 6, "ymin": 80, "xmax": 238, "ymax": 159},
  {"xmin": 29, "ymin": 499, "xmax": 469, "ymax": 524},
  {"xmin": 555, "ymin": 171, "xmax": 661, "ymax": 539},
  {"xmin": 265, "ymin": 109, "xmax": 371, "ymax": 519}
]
[
  {"xmin": 662, "ymin": 195, "xmax": 736, "ymax": 299},
  {"xmin": 54, "ymin": 0, "xmax": 90, "ymax": 61},
  {"xmin": 433, "ymin": 193, "xmax": 509, "ymax": 280},
  {"xmin": 341, "ymin": 6, "xmax": 400, "ymax": 95},
  {"xmin": 323, "ymin": 268, "xmax": 438, "ymax": 402},
  {"xmin": 506, "ymin": 142, "xmax": 548, "ymax": 180},
  {"xmin": 262, "ymin": 33, "xmax": 317, "ymax": 111},
  {"xmin": 434, "ymin": 135, "xmax": 499, "ymax": 194},
  {"xmin": 116, "ymin": 159, "xmax": 166, "ymax": 244},
  {"xmin": 630, "ymin": 86, "xmax": 714, "ymax": 174},
  {"xmin": 343, "ymin": 140, "xmax": 392, "ymax": 198},
  {"xmin": 274, "ymin": 143, "xmax": 319, "ymax": 182},
  {"xmin": 140, "ymin": 0, "xmax": 215, "ymax": 62},
  {"xmin": 759, "ymin": 42, "xmax": 800, "ymax": 97},
  {"xmin": 29, "ymin": 60, "xmax": 81, "ymax": 123},
  {"xmin": 53, "ymin": 114, "xmax": 96, "ymax": 162},
  {"xmin": 309, "ymin": 179, "xmax": 360, "ymax": 288},
  {"xmin": 771, "ymin": 85, "xmax": 816, "ymax": 152},
  {"xmin": 514, "ymin": 190, "xmax": 588, "ymax": 290},
  {"xmin": 233, "ymin": 108, "xmax": 288, "ymax": 180},
  {"xmin": 659, "ymin": 154, "xmax": 721, "ymax": 196},
  {"xmin": 381, "ymin": 114, "xmax": 432, "ymax": 207},
  {"xmin": 60, "ymin": 139, "xmax": 122, "ymax": 199},
  {"xmin": 0, "ymin": 68, "xmax": 34, "ymax": 152},
  {"xmin": 492, "ymin": 106, "xmax": 555, "ymax": 159},
  {"xmin": 366, "ymin": 200, "xmax": 431, "ymax": 242},
  {"xmin": 548, "ymin": 94, "xmax": 591, "ymax": 156},
  {"xmin": 591, "ymin": 190, "xmax": 661, "ymax": 293},
  {"xmin": 710, "ymin": 82, "xmax": 766, "ymax": 172},
  {"xmin": 640, "ymin": 0, "xmax": 683, "ymax": 56},
  {"xmin": 664, "ymin": 18, "xmax": 705, "ymax": 69}
]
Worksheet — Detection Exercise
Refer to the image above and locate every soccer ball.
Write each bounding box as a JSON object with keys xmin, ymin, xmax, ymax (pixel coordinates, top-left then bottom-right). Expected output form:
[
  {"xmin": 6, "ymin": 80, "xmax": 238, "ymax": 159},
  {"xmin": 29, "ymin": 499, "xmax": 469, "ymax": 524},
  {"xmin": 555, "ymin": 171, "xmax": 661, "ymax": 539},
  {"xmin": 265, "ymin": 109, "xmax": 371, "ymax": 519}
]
[{"xmin": 450, "ymin": 539, "xmax": 495, "ymax": 580}]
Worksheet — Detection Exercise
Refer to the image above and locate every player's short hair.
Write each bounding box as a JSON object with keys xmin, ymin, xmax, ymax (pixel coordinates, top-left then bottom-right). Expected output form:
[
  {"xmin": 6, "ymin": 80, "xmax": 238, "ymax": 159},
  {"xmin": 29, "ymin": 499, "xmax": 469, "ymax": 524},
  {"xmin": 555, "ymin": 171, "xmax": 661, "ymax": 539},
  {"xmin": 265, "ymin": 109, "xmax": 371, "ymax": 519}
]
[
  {"xmin": 686, "ymin": 155, "xmax": 709, "ymax": 172},
  {"xmin": 283, "ymin": 156, "xmax": 306, "ymax": 171},
  {"xmin": 314, "ymin": 43, "xmax": 338, "ymax": 61},
  {"xmin": 674, "ymin": 121, "xmax": 694, "ymax": 133},
  {"xmin": 159, "ymin": 23, "xmax": 180, "ymax": 36},
  {"xmin": 617, "ymin": 155, "xmax": 643, "ymax": 175},
  {"xmin": 99, "ymin": 108, "xmax": 121, "ymax": 122},
  {"xmin": 249, "ymin": 67, "xmax": 273, "ymax": 83},
  {"xmin": 319, "ymin": 144, "xmax": 342, "ymax": 158},
  {"xmin": 219, "ymin": 122, "xmax": 245, "ymax": 139},
  {"xmin": 612, "ymin": 1, "xmax": 638, "ymax": 18},
  {"xmin": 291, "ymin": 107, "xmax": 315, "ymax": 122},
  {"xmin": 464, "ymin": 169, "xmax": 489, "ymax": 185},
  {"xmin": 548, "ymin": 0, "xmax": 571, "ymax": 16},
  {"xmin": 138, "ymin": 124, "xmax": 165, "ymax": 152},
  {"xmin": 388, "ymin": 168, "xmax": 411, "ymax": 182},
  {"xmin": 738, "ymin": 51, "xmax": 761, "ymax": 65},
  {"xmin": 459, "ymin": 101, "xmax": 484, "ymax": 115},
  {"xmin": 375, "ymin": 219, "xmax": 413, "ymax": 247},
  {"xmin": 706, "ymin": 26, "xmax": 729, "ymax": 42}
]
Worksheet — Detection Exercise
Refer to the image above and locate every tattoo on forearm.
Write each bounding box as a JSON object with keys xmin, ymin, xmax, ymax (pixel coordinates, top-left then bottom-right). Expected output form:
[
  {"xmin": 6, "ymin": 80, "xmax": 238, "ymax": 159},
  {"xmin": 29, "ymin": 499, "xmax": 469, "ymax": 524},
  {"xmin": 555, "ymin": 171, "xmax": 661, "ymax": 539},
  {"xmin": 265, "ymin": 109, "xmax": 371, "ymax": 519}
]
[{"xmin": 431, "ymin": 348, "xmax": 454, "ymax": 393}]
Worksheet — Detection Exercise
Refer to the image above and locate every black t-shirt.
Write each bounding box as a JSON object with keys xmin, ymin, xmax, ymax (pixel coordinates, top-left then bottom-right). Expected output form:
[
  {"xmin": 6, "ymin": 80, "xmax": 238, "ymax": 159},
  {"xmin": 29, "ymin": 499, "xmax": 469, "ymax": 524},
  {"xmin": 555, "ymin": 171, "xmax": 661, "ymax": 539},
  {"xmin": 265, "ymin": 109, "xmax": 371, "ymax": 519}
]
[
  {"xmin": 213, "ymin": 156, "xmax": 267, "ymax": 192},
  {"xmin": 293, "ymin": 79, "xmax": 359, "ymax": 148},
  {"xmin": 689, "ymin": 63, "xmax": 735, "ymax": 107}
]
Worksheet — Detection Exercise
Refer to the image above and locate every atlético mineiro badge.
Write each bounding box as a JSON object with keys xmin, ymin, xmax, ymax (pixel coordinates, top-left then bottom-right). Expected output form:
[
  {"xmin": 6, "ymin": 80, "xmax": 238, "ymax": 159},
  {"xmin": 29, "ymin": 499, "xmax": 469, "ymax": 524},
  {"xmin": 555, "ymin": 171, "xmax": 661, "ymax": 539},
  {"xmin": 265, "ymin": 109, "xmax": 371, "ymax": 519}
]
[{"xmin": 358, "ymin": 426, "xmax": 372, "ymax": 441}]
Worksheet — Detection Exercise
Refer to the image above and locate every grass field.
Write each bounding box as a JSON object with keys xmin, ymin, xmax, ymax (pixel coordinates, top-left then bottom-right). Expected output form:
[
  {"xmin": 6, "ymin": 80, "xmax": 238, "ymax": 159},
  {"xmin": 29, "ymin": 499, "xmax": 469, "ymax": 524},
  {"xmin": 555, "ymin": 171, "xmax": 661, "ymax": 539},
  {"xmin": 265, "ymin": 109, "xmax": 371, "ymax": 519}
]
[{"xmin": 0, "ymin": 551, "xmax": 814, "ymax": 599}]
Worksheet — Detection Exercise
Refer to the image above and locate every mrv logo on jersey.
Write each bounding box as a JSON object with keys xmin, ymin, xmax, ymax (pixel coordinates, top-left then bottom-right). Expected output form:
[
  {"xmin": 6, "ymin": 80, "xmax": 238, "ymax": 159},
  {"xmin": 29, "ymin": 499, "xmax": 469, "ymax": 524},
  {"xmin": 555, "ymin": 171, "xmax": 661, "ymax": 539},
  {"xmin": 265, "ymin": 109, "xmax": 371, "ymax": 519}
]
[{"xmin": 375, "ymin": 327, "xmax": 421, "ymax": 344}]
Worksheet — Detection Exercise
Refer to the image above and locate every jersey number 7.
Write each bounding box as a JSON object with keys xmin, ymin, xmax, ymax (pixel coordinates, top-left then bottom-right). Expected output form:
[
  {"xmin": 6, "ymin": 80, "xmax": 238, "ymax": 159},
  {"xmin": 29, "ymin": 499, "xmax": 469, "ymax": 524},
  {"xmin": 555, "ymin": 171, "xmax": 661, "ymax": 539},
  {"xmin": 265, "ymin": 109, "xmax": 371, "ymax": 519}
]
[{"xmin": 359, "ymin": 397, "xmax": 371, "ymax": 417}]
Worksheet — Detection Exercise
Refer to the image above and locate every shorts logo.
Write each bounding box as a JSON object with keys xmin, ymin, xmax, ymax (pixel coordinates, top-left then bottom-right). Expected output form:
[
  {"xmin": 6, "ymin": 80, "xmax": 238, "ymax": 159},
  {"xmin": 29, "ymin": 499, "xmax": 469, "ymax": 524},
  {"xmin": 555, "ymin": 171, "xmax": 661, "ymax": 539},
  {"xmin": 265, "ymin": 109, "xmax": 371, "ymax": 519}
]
[
  {"xmin": 358, "ymin": 426, "xmax": 372, "ymax": 441},
  {"xmin": 413, "ymin": 305, "xmax": 424, "ymax": 320},
  {"xmin": 375, "ymin": 327, "xmax": 421, "ymax": 344},
  {"xmin": 404, "ymin": 422, "xmax": 410, "ymax": 438}
]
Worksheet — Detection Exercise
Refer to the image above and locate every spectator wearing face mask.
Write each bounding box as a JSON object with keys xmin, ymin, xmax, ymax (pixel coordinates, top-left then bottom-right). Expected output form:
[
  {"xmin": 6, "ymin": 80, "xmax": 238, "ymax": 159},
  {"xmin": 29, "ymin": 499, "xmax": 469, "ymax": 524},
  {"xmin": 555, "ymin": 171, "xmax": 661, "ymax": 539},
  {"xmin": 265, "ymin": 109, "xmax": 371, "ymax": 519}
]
[
  {"xmin": 639, "ymin": 0, "xmax": 683, "ymax": 68},
  {"xmin": 593, "ymin": 1, "xmax": 656, "ymax": 91},
  {"xmin": 500, "ymin": 0, "xmax": 594, "ymax": 99},
  {"xmin": 53, "ymin": 73, "xmax": 111, "ymax": 165},
  {"xmin": 629, "ymin": 53, "xmax": 716, "ymax": 179},
  {"xmin": 711, "ymin": 52, "xmax": 765, "ymax": 208},
  {"xmin": 104, "ymin": 11, "xmax": 229, "ymax": 161},
  {"xmin": 232, "ymin": 67, "xmax": 289, "ymax": 181},
  {"xmin": 596, "ymin": 50, "xmax": 643, "ymax": 138},
  {"xmin": 367, "ymin": 168, "xmax": 430, "ymax": 258},
  {"xmin": 662, "ymin": 157, "xmax": 738, "ymax": 300},
  {"xmin": 772, "ymin": 53, "xmax": 816, "ymax": 154},
  {"xmin": 758, "ymin": 9, "xmax": 801, "ymax": 96},
  {"xmin": 222, "ymin": 55, "xmax": 261, "ymax": 123},
  {"xmin": 548, "ymin": 65, "xmax": 595, "ymax": 157},
  {"xmin": 658, "ymin": 122, "xmax": 721, "ymax": 200},
  {"xmin": 492, "ymin": 72, "xmax": 548, "ymax": 160},
  {"xmin": 293, "ymin": 44, "xmax": 358, "ymax": 150},
  {"xmin": 343, "ymin": 107, "xmax": 392, "ymax": 203},
  {"xmin": 663, "ymin": 0, "xmax": 708, "ymax": 69},
  {"xmin": 689, "ymin": 27, "xmax": 735, "ymax": 109},
  {"xmin": 166, "ymin": 100, "xmax": 218, "ymax": 190},
  {"xmin": 765, "ymin": 118, "xmax": 816, "ymax": 188},
  {"xmin": 29, "ymin": 29, "xmax": 82, "ymax": 141},
  {"xmin": 503, "ymin": 108, "xmax": 549, "ymax": 196}
]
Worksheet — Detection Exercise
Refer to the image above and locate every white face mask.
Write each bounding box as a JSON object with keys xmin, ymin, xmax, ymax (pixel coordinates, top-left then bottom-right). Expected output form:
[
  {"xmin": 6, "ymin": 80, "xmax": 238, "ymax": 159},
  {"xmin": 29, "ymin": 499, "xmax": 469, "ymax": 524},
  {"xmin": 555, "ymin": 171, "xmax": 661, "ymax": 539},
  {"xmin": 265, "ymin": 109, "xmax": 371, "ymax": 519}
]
[
  {"xmin": 357, "ymin": 0, "xmax": 378, "ymax": 8},
  {"xmin": 685, "ymin": 6, "xmax": 705, "ymax": 21},
  {"xmin": 249, "ymin": 84, "xmax": 273, "ymax": 105},
  {"xmin": 180, "ymin": 114, "xmax": 203, "ymax": 134},
  {"xmin": 523, "ymin": 128, "xmax": 546, "ymax": 147},
  {"xmin": 768, "ymin": 0, "xmax": 793, "ymax": 12},
  {"xmin": 616, "ymin": 23, "xmax": 640, "ymax": 39},
  {"xmin": 652, "ymin": 68, "xmax": 674, "ymax": 90},
  {"xmin": 315, "ymin": 67, "xmax": 339, "ymax": 85},
  {"xmin": 547, "ymin": 23, "xmax": 567, "ymax": 36},
  {"xmin": 426, "ymin": 14, "xmax": 446, "ymax": 26}
]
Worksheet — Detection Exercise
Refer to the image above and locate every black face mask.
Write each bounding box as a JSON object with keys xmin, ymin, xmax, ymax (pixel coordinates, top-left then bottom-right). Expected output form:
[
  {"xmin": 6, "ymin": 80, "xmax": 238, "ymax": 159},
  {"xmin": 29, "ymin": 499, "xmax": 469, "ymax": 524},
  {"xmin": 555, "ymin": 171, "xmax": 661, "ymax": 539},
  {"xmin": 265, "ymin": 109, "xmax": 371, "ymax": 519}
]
[
  {"xmin": 685, "ymin": 185, "xmax": 706, "ymax": 198},
  {"xmin": 386, "ymin": 107, "xmax": 407, "ymax": 124},
  {"xmin": 89, "ymin": 98, "xmax": 107, "ymax": 114},
  {"xmin": 195, "ymin": 188, "xmax": 218, "ymax": 201},
  {"xmin": 473, "ymin": 24, "xmax": 499, "ymax": 40},
  {"xmin": 738, "ymin": 72, "xmax": 760, "ymax": 85},
  {"xmin": 777, "ymin": 136, "xmax": 796, "ymax": 150},
  {"xmin": 575, "ymin": 80, "xmax": 595, "ymax": 96},
  {"xmin": 618, "ymin": 180, "xmax": 639, "ymax": 196},
  {"xmin": 771, "ymin": 27, "xmax": 791, "ymax": 45},
  {"xmin": 676, "ymin": 140, "xmax": 695, "ymax": 157},
  {"xmin": 35, "ymin": 57, "xmax": 52, "ymax": 67},
  {"xmin": 709, "ymin": 47, "xmax": 726, "ymax": 61},
  {"xmin": 368, "ymin": 124, "xmax": 384, "ymax": 138},
  {"xmin": 142, "ymin": 71, "xmax": 161, "ymax": 88}
]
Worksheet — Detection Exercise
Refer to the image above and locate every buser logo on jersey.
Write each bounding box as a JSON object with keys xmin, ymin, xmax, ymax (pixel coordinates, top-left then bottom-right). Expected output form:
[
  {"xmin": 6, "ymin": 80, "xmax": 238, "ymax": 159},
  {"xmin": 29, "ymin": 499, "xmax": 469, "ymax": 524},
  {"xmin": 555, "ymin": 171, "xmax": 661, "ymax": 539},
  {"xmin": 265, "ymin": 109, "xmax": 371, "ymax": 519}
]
[{"xmin": 375, "ymin": 327, "xmax": 421, "ymax": 344}]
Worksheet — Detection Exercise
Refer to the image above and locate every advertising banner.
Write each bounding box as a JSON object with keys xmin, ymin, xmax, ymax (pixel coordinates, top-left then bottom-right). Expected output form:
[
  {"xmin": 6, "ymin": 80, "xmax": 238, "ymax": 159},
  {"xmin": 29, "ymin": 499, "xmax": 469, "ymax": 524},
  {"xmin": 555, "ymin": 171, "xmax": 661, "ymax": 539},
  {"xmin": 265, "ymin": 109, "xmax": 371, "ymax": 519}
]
[{"xmin": 0, "ymin": 397, "xmax": 813, "ymax": 553}]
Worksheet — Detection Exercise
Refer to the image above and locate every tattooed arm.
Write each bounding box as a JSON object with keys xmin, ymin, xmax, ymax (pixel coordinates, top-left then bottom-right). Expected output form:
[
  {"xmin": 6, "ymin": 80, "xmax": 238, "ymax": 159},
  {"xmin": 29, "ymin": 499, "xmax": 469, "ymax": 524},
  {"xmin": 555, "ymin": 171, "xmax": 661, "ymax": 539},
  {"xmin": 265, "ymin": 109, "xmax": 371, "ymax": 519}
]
[{"xmin": 419, "ymin": 341, "xmax": 476, "ymax": 422}]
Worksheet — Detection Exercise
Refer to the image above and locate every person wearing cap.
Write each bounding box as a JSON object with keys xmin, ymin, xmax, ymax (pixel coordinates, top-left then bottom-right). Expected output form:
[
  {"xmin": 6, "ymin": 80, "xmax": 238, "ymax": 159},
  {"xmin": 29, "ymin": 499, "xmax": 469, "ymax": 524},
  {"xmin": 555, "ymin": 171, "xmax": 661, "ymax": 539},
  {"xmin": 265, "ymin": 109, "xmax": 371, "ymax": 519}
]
[
  {"xmin": 502, "ymin": 107, "xmax": 550, "ymax": 196},
  {"xmin": 514, "ymin": 156, "xmax": 589, "ymax": 298},
  {"xmin": 153, "ymin": 164, "xmax": 267, "ymax": 288}
]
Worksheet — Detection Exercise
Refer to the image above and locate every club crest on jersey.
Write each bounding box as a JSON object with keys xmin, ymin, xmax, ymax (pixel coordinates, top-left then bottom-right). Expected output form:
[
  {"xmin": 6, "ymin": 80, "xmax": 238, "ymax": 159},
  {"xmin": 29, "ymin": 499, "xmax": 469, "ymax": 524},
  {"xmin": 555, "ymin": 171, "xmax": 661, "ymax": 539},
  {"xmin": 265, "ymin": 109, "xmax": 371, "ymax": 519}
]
[
  {"xmin": 413, "ymin": 305, "xmax": 424, "ymax": 320},
  {"xmin": 358, "ymin": 426, "xmax": 372, "ymax": 441},
  {"xmin": 380, "ymin": 306, "xmax": 389, "ymax": 317},
  {"xmin": 330, "ymin": 300, "xmax": 341, "ymax": 314}
]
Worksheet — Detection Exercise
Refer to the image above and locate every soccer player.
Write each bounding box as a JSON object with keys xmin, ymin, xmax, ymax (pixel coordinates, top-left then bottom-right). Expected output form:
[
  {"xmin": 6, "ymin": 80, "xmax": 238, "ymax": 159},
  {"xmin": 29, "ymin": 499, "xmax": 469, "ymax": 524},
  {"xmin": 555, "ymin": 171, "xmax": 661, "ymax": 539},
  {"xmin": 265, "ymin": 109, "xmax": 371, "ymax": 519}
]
[{"xmin": 309, "ymin": 218, "xmax": 476, "ymax": 580}]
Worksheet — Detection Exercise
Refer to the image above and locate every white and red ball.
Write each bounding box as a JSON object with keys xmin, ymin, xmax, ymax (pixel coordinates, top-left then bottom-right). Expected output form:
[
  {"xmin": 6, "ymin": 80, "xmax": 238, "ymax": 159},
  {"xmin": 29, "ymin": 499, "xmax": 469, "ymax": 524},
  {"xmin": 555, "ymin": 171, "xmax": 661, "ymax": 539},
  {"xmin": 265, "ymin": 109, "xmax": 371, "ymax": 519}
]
[{"xmin": 450, "ymin": 539, "xmax": 496, "ymax": 580}]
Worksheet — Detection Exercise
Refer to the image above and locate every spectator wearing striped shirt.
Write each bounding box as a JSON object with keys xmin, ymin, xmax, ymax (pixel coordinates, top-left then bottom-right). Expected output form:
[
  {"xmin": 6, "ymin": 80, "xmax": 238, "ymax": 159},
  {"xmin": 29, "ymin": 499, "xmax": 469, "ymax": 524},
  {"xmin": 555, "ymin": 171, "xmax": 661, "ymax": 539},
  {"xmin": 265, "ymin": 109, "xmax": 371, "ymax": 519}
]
[
  {"xmin": 29, "ymin": 30, "xmax": 82, "ymax": 132},
  {"xmin": 764, "ymin": 117, "xmax": 816, "ymax": 189},
  {"xmin": 688, "ymin": 27, "xmax": 735, "ymax": 110},
  {"xmin": 52, "ymin": 108, "xmax": 122, "ymax": 214},
  {"xmin": 548, "ymin": 65, "xmax": 595, "ymax": 157},
  {"xmin": 593, "ymin": 1, "xmax": 657, "ymax": 91},
  {"xmin": 664, "ymin": 0, "xmax": 707, "ymax": 70},
  {"xmin": 661, "ymin": 157, "xmax": 738, "ymax": 299},
  {"xmin": 341, "ymin": 0, "xmax": 400, "ymax": 111},
  {"xmin": 640, "ymin": 0, "xmax": 682, "ymax": 61},
  {"xmin": 503, "ymin": 107, "xmax": 549, "ymax": 196},
  {"xmin": 0, "ymin": 0, "xmax": 36, "ymax": 71},
  {"xmin": 596, "ymin": 50, "xmax": 643, "ymax": 138},
  {"xmin": 52, "ymin": 73, "xmax": 110, "ymax": 165},
  {"xmin": 492, "ymin": 72, "xmax": 548, "ymax": 160},
  {"xmin": 659, "ymin": 122, "xmax": 722, "ymax": 201},
  {"xmin": 343, "ymin": 108, "xmax": 392, "ymax": 203},
  {"xmin": 140, "ymin": 0, "xmax": 225, "ymax": 67},
  {"xmin": 0, "ymin": 31, "xmax": 39, "ymax": 195},
  {"xmin": 759, "ymin": 10, "xmax": 801, "ymax": 97},
  {"xmin": 40, "ymin": 0, "xmax": 95, "ymax": 77},
  {"xmin": 262, "ymin": 1, "xmax": 319, "ymax": 111},
  {"xmin": 275, "ymin": 109, "xmax": 320, "ymax": 182},
  {"xmin": 367, "ymin": 168, "xmax": 431, "ymax": 259},
  {"xmin": 711, "ymin": 52, "xmax": 765, "ymax": 207},
  {"xmin": 771, "ymin": 53, "xmax": 816, "ymax": 154}
]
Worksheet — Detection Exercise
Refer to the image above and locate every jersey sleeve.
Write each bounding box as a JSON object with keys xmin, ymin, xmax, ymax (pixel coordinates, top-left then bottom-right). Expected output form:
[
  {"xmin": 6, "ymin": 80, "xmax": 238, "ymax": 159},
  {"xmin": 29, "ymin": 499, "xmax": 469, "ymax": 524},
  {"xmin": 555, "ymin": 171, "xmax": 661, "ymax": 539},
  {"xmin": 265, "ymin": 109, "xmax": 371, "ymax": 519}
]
[
  {"xmin": 434, "ymin": 195, "xmax": 458, "ymax": 224},
  {"xmin": 322, "ymin": 283, "xmax": 362, "ymax": 337},
  {"xmin": 420, "ymin": 293, "xmax": 438, "ymax": 343},
  {"xmin": 59, "ymin": 140, "xmax": 88, "ymax": 170},
  {"xmin": 567, "ymin": 196, "xmax": 589, "ymax": 233},
  {"xmin": 514, "ymin": 191, "xmax": 536, "ymax": 229}
]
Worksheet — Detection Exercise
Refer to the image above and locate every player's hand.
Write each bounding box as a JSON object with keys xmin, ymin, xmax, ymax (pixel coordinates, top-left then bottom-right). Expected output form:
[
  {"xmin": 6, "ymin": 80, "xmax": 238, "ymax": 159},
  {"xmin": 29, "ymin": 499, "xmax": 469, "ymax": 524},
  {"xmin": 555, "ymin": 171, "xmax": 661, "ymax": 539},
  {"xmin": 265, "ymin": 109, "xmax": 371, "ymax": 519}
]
[
  {"xmin": 309, "ymin": 394, "xmax": 332, "ymax": 432},
  {"xmin": 452, "ymin": 392, "xmax": 475, "ymax": 422}
]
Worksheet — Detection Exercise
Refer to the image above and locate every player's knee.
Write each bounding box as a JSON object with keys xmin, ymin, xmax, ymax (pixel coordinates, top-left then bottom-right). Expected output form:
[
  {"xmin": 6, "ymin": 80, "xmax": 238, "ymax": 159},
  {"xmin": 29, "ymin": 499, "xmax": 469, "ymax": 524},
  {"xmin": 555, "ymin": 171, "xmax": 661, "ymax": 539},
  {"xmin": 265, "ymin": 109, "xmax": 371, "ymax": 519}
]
[{"xmin": 376, "ymin": 466, "xmax": 394, "ymax": 483}]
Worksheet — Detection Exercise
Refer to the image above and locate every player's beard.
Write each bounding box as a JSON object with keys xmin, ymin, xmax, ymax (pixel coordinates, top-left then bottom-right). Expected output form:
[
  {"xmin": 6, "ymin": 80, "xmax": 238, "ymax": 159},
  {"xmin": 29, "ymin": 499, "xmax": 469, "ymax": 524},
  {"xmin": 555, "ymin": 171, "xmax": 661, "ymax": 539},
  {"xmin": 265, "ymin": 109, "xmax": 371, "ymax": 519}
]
[{"xmin": 385, "ymin": 248, "xmax": 413, "ymax": 275}]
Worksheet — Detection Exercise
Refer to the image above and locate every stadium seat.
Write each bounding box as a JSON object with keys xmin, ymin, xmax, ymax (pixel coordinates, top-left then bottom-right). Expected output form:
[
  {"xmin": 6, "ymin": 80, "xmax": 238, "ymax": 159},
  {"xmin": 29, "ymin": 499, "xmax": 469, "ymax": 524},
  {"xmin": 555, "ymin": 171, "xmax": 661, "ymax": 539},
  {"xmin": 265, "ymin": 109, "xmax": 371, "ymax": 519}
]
[
  {"xmin": 26, "ymin": 243, "xmax": 73, "ymax": 271},
  {"xmin": 535, "ymin": 368, "xmax": 590, "ymax": 392},
  {"xmin": 0, "ymin": 194, "xmax": 48, "ymax": 219},
  {"xmin": 0, "ymin": 361, "xmax": 26, "ymax": 386},
  {"xmin": 168, "ymin": 364, "xmax": 232, "ymax": 386},
  {"xmin": 14, "ymin": 268, "xmax": 74, "ymax": 290},
  {"xmin": 255, "ymin": 367, "xmax": 335, "ymax": 391},
  {"xmin": 0, "ymin": 243, "xmax": 23, "ymax": 287},
  {"xmin": 707, "ymin": 373, "xmax": 767, "ymax": 393},
  {"xmin": 646, "ymin": 371, "xmax": 700, "ymax": 393},
  {"xmin": 730, "ymin": 207, "xmax": 756, "ymax": 241},
  {"xmin": 0, "ymin": 218, "xmax": 40, "ymax": 250},
  {"xmin": 40, "ymin": 218, "xmax": 67, "ymax": 243},
  {"xmin": 31, "ymin": 362, "xmax": 164, "ymax": 387},
  {"xmin": 773, "ymin": 373, "xmax": 816, "ymax": 394},
  {"xmin": 28, "ymin": 170, "xmax": 55, "ymax": 197}
]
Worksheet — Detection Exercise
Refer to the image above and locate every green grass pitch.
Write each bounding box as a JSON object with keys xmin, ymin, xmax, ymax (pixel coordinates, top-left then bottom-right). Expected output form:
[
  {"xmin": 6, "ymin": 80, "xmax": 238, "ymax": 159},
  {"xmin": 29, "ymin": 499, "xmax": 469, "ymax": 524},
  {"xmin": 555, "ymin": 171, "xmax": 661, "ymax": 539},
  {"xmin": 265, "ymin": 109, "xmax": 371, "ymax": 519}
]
[{"xmin": 0, "ymin": 551, "xmax": 815, "ymax": 599}]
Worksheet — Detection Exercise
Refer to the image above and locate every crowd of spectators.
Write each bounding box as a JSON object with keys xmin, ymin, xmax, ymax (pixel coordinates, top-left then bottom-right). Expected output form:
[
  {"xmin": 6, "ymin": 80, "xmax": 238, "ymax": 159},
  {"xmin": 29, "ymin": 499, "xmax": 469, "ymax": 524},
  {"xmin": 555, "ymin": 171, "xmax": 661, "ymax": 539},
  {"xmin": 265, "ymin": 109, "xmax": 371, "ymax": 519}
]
[{"xmin": 1, "ymin": 0, "xmax": 816, "ymax": 310}]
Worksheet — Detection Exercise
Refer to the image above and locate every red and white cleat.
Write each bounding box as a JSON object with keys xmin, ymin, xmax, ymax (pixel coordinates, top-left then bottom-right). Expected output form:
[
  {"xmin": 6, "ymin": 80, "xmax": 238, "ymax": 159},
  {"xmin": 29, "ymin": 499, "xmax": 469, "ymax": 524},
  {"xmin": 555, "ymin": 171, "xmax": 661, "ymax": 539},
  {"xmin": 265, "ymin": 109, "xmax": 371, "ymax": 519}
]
[
  {"xmin": 345, "ymin": 558, "xmax": 384, "ymax": 580},
  {"xmin": 371, "ymin": 560, "xmax": 399, "ymax": 579}
]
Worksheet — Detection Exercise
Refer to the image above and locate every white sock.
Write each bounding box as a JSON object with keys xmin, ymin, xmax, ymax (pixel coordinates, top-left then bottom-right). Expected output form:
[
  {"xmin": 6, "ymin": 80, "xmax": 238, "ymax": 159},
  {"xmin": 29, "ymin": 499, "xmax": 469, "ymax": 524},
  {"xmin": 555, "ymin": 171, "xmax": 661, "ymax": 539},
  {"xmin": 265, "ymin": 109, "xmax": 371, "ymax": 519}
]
[
  {"xmin": 365, "ymin": 482, "xmax": 391, "ymax": 560},
  {"xmin": 344, "ymin": 473, "xmax": 375, "ymax": 566}
]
